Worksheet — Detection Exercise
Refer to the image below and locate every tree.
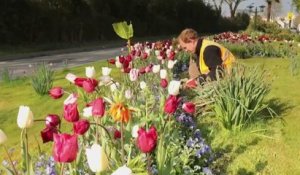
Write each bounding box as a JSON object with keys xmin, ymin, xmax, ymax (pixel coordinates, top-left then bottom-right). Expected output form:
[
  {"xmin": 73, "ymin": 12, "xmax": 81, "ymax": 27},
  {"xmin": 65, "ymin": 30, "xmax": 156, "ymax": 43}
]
[
  {"xmin": 266, "ymin": 0, "xmax": 280, "ymax": 22},
  {"xmin": 293, "ymin": 0, "xmax": 300, "ymax": 11},
  {"xmin": 224, "ymin": 0, "xmax": 248, "ymax": 18},
  {"xmin": 211, "ymin": 0, "xmax": 225, "ymax": 16}
]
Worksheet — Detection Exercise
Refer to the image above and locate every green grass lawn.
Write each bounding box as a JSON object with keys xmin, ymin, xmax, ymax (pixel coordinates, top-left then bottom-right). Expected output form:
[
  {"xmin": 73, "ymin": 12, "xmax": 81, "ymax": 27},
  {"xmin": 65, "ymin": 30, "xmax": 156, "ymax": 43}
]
[{"xmin": 0, "ymin": 57, "xmax": 299, "ymax": 174}]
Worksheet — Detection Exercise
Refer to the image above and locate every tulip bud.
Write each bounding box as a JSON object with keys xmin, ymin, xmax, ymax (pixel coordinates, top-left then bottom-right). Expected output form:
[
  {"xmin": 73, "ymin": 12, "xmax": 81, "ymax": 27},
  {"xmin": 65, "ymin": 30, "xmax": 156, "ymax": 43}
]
[
  {"xmin": 49, "ymin": 87, "xmax": 64, "ymax": 99},
  {"xmin": 160, "ymin": 69, "xmax": 167, "ymax": 79},
  {"xmin": 137, "ymin": 126, "xmax": 158, "ymax": 153},
  {"xmin": 86, "ymin": 66, "xmax": 96, "ymax": 78},
  {"xmin": 0, "ymin": 129, "xmax": 7, "ymax": 145},
  {"xmin": 168, "ymin": 80, "xmax": 181, "ymax": 96},
  {"xmin": 153, "ymin": 64, "xmax": 161, "ymax": 73},
  {"xmin": 41, "ymin": 127, "xmax": 58, "ymax": 143},
  {"xmin": 140, "ymin": 81, "xmax": 147, "ymax": 90},
  {"xmin": 17, "ymin": 106, "xmax": 34, "ymax": 129},
  {"xmin": 65, "ymin": 73, "xmax": 77, "ymax": 83},
  {"xmin": 125, "ymin": 89, "xmax": 132, "ymax": 99},
  {"xmin": 53, "ymin": 133, "xmax": 78, "ymax": 163},
  {"xmin": 112, "ymin": 165, "xmax": 132, "ymax": 175},
  {"xmin": 83, "ymin": 107, "xmax": 93, "ymax": 118},
  {"xmin": 86, "ymin": 144, "xmax": 108, "ymax": 172},
  {"xmin": 164, "ymin": 95, "xmax": 181, "ymax": 114},
  {"xmin": 131, "ymin": 124, "xmax": 139, "ymax": 138},
  {"xmin": 64, "ymin": 103, "xmax": 79, "ymax": 122},
  {"xmin": 182, "ymin": 102, "xmax": 196, "ymax": 114},
  {"xmin": 160, "ymin": 79, "xmax": 168, "ymax": 88},
  {"xmin": 129, "ymin": 68, "xmax": 139, "ymax": 82},
  {"xmin": 45, "ymin": 114, "xmax": 61, "ymax": 128},
  {"xmin": 92, "ymin": 98, "xmax": 106, "ymax": 117},
  {"xmin": 102, "ymin": 67, "xmax": 112, "ymax": 76},
  {"xmin": 114, "ymin": 129, "xmax": 121, "ymax": 139},
  {"xmin": 167, "ymin": 60, "xmax": 177, "ymax": 69},
  {"xmin": 73, "ymin": 120, "xmax": 90, "ymax": 135}
]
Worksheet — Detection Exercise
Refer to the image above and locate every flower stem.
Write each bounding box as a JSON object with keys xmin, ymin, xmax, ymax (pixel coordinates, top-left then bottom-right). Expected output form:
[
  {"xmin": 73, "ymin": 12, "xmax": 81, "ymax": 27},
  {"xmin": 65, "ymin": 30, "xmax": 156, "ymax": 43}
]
[
  {"xmin": 147, "ymin": 153, "xmax": 152, "ymax": 175},
  {"xmin": 90, "ymin": 122, "xmax": 112, "ymax": 141},
  {"xmin": 24, "ymin": 129, "xmax": 29, "ymax": 175},
  {"xmin": 60, "ymin": 163, "xmax": 64, "ymax": 175},
  {"xmin": 3, "ymin": 145, "xmax": 18, "ymax": 175},
  {"xmin": 95, "ymin": 117, "xmax": 99, "ymax": 144},
  {"xmin": 120, "ymin": 121, "xmax": 125, "ymax": 165}
]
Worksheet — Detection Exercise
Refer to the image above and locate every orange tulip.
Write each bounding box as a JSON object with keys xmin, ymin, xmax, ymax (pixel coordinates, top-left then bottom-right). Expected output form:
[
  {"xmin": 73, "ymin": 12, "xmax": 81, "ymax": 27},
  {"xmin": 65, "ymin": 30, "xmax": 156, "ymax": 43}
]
[{"xmin": 109, "ymin": 103, "xmax": 131, "ymax": 123}]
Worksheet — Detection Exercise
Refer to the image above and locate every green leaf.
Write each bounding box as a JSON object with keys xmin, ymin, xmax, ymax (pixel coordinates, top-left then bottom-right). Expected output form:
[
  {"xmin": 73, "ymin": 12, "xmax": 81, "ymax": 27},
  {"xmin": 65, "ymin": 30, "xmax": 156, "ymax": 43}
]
[{"xmin": 112, "ymin": 21, "xmax": 133, "ymax": 40}]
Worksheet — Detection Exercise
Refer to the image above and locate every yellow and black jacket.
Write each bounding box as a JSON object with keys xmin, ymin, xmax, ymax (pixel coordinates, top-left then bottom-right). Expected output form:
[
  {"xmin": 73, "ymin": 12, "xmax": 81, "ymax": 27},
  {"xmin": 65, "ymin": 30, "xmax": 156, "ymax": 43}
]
[{"xmin": 193, "ymin": 38, "xmax": 235, "ymax": 83}]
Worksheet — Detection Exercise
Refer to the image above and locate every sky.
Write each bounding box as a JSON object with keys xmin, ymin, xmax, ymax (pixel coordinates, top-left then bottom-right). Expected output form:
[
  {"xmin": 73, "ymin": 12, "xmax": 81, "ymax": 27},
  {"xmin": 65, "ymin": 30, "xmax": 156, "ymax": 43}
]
[{"xmin": 216, "ymin": 0, "xmax": 297, "ymax": 17}]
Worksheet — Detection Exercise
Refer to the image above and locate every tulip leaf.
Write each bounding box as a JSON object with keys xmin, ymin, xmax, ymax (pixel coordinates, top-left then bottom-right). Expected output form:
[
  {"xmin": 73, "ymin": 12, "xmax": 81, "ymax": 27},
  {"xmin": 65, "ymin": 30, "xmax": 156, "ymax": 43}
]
[{"xmin": 112, "ymin": 21, "xmax": 133, "ymax": 40}]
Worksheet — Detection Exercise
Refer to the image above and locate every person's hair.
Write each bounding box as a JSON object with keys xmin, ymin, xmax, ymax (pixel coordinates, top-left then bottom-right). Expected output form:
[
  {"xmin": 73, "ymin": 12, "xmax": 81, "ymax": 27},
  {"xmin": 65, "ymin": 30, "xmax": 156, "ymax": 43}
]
[{"xmin": 177, "ymin": 28, "xmax": 199, "ymax": 43}]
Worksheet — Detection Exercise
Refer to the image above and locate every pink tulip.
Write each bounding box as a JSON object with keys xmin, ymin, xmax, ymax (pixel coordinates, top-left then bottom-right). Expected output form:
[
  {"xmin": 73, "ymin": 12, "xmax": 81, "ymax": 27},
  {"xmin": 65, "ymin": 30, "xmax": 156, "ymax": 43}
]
[
  {"xmin": 137, "ymin": 126, "xmax": 157, "ymax": 153},
  {"xmin": 41, "ymin": 127, "xmax": 58, "ymax": 143},
  {"xmin": 64, "ymin": 103, "xmax": 79, "ymax": 122},
  {"xmin": 73, "ymin": 119, "xmax": 90, "ymax": 135},
  {"xmin": 182, "ymin": 102, "xmax": 196, "ymax": 114},
  {"xmin": 92, "ymin": 98, "xmax": 106, "ymax": 117},
  {"xmin": 45, "ymin": 114, "xmax": 61, "ymax": 128},
  {"xmin": 53, "ymin": 133, "xmax": 78, "ymax": 163},
  {"xmin": 164, "ymin": 95, "xmax": 181, "ymax": 114},
  {"xmin": 160, "ymin": 79, "xmax": 168, "ymax": 88},
  {"xmin": 114, "ymin": 129, "xmax": 121, "ymax": 139},
  {"xmin": 82, "ymin": 79, "xmax": 98, "ymax": 93},
  {"xmin": 49, "ymin": 87, "xmax": 64, "ymax": 99},
  {"xmin": 74, "ymin": 77, "xmax": 87, "ymax": 87},
  {"xmin": 129, "ymin": 69, "xmax": 139, "ymax": 81}
]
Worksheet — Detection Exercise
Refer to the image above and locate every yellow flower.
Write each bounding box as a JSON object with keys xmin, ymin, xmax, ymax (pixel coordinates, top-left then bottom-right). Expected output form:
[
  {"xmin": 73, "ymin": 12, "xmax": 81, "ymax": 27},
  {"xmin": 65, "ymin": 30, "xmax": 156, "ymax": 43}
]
[{"xmin": 109, "ymin": 103, "xmax": 131, "ymax": 123}]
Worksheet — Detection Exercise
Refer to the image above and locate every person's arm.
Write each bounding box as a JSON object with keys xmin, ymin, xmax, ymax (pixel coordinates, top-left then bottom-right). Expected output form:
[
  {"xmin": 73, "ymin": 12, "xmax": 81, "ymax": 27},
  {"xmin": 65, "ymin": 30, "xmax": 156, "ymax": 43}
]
[{"xmin": 198, "ymin": 45, "xmax": 222, "ymax": 84}]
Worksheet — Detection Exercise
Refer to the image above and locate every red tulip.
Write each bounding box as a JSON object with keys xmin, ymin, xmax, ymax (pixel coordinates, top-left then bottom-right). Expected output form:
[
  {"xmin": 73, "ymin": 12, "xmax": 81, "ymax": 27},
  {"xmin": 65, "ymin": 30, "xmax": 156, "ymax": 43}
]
[
  {"xmin": 139, "ymin": 67, "xmax": 146, "ymax": 74},
  {"xmin": 82, "ymin": 79, "xmax": 98, "ymax": 93},
  {"xmin": 182, "ymin": 102, "xmax": 196, "ymax": 114},
  {"xmin": 45, "ymin": 114, "xmax": 61, "ymax": 128},
  {"xmin": 49, "ymin": 87, "xmax": 64, "ymax": 99},
  {"xmin": 41, "ymin": 127, "xmax": 58, "ymax": 143},
  {"xmin": 118, "ymin": 56, "xmax": 125, "ymax": 63},
  {"xmin": 53, "ymin": 133, "xmax": 78, "ymax": 163},
  {"xmin": 74, "ymin": 77, "xmax": 87, "ymax": 87},
  {"xmin": 73, "ymin": 120, "xmax": 90, "ymax": 135},
  {"xmin": 164, "ymin": 95, "xmax": 181, "ymax": 114},
  {"xmin": 108, "ymin": 58, "xmax": 116, "ymax": 64},
  {"xmin": 114, "ymin": 129, "xmax": 121, "ymax": 139},
  {"xmin": 137, "ymin": 126, "xmax": 158, "ymax": 153},
  {"xmin": 64, "ymin": 103, "xmax": 79, "ymax": 122},
  {"xmin": 141, "ymin": 52, "xmax": 148, "ymax": 59},
  {"xmin": 160, "ymin": 79, "xmax": 168, "ymax": 88},
  {"xmin": 92, "ymin": 98, "xmax": 105, "ymax": 117}
]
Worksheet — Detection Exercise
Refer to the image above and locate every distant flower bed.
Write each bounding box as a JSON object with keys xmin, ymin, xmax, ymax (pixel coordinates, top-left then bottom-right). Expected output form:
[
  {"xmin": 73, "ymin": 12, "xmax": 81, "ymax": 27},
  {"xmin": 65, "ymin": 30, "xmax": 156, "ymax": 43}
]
[{"xmin": 211, "ymin": 32, "xmax": 298, "ymax": 58}]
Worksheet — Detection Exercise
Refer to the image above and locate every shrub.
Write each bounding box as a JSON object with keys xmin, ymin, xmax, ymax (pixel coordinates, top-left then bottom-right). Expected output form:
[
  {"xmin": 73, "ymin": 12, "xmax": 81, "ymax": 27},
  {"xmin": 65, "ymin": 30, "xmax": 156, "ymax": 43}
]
[
  {"xmin": 31, "ymin": 63, "xmax": 54, "ymax": 95},
  {"xmin": 195, "ymin": 64, "xmax": 273, "ymax": 131}
]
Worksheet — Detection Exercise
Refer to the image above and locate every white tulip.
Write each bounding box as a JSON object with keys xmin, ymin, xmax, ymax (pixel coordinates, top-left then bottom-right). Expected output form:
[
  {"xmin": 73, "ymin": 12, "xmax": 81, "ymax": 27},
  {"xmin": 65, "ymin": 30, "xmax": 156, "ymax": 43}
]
[
  {"xmin": 155, "ymin": 50, "xmax": 160, "ymax": 56},
  {"xmin": 17, "ymin": 106, "xmax": 34, "ymax": 129},
  {"xmin": 64, "ymin": 93, "xmax": 77, "ymax": 105},
  {"xmin": 0, "ymin": 129, "xmax": 7, "ymax": 145},
  {"xmin": 145, "ymin": 48, "xmax": 151, "ymax": 56},
  {"xmin": 167, "ymin": 60, "xmax": 177, "ymax": 69},
  {"xmin": 115, "ymin": 57, "xmax": 122, "ymax": 68},
  {"xmin": 160, "ymin": 69, "xmax": 167, "ymax": 79},
  {"xmin": 125, "ymin": 89, "xmax": 132, "ymax": 99},
  {"xmin": 111, "ymin": 165, "xmax": 132, "ymax": 175},
  {"xmin": 152, "ymin": 65, "xmax": 161, "ymax": 73},
  {"xmin": 86, "ymin": 66, "xmax": 96, "ymax": 78},
  {"xmin": 86, "ymin": 144, "xmax": 108, "ymax": 173},
  {"xmin": 99, "ymin": 75, "xmax": 112, "ymax": 85},
  {"xmin": 65, "ymin": 73, "xmax": 77, "ymax": 83},
  {"xmin": 83, "ymin": 107, "xmax": 93, "ymax": 118},
  {"xmin": 129, "ymin": 68, "xmax": 139, "ymax": 82},
  {"xmin": 131, "ymin": 125, "xmax": 139, "ymax": 138},
  {"xmin": 168, "ymin": 80, "xmax": 181, "ymax": 96},
  {"xmin": 110, "ymin": 82, "xmax": 119, "ymax": 92},
  {"xmin": 102, "ymin": 67, "xmax": 112, "ymax": 76},
  {"xmin": 140, "ymin": 81, "xmax": 147, "ymax": 90}
]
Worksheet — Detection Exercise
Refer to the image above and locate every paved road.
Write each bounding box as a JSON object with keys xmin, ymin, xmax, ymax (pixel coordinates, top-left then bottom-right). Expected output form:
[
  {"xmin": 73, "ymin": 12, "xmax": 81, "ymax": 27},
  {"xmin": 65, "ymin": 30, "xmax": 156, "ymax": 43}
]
[{"xmin": 0, "ymin": 47, "xmax": 123, "ymax": 78}]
